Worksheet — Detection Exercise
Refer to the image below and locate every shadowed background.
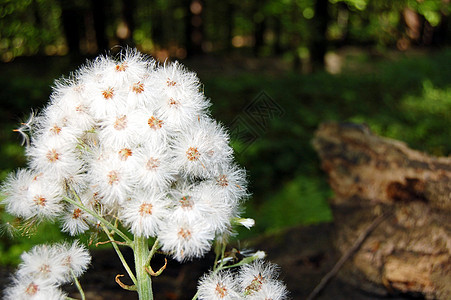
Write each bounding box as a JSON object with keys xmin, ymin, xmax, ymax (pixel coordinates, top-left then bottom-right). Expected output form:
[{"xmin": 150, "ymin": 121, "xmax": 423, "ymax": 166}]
[{"xmin": 0, "ymin": 0, "xmax": 450, "ymax": 298}]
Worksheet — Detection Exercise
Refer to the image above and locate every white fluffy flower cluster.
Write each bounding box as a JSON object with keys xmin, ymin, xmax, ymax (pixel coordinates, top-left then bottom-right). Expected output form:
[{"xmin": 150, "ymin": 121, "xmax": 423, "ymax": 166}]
[
  {"xmin": 4, "ymin": 241, "xmax": 91, "ymax": 300},
  {"xmin": 197, "ymin": 260, "xmax": 288, "ymax": 300},
  {"xmin": 2, "ymin": 49, "xmax": 248, "ymax": 262}
]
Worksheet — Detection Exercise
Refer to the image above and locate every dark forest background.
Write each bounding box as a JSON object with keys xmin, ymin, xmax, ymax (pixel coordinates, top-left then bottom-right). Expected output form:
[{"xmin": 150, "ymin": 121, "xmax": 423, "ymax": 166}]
[{"xmin": 0, "ymin": 0, "xmax": 450, "ymax": 268}]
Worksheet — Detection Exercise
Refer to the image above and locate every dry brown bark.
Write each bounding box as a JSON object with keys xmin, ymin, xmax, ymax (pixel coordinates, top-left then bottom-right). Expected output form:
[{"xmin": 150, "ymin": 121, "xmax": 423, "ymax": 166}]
[{"xmin": 313, "ymin": 122, "xmax": 451, "ymax": 300}]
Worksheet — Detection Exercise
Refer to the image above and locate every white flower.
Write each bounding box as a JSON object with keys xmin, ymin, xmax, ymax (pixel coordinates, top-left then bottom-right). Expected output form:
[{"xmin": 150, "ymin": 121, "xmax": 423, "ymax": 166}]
[
  {"xmin": 238, "ymin": 260, "xmax": 288, "ymax": 299},
  {"xmin": 4, "ymin": 276, "xmax": 66, "ymax": 300},
  {"xmin": 98, "ymin": 110, "xmax": 139, "ymax": 148},
  {"xmin": 210, "ymin": 164, "xmax": 248, "ymax": 204},
  {"xmin": 50, "ymin": 81, "xmax": 95, "ymax": 132},
  {"xmin": 198, "ymin": 270, "xmax": 241, "ymax": 300},
  {"xmin": 120, "ymin": 189, "xmax": 170, "ymax": 238},
  {"xmin": 128, "ymin": 141, "xmax": 176, "ymax": 192},
  {"xmin": 155, "ymin": 89, "xmax": 210, "ymax": 131},
  {"xmin": 2, "ymin": 169, "xmax": 36, "ymax": 218},
  {"xmin": 5, "ymin": 241, "xmax": 90, "ymax": 300},
  {"xmin": 126, "ymin": 72, "xmax": 156, "ymax": 109},
  {"xmin": 83, "ymin": 76, "xmax": 128, "ymax": 120},
  {"xmin": 192, "ymin": 182, "xmax": 237, "ymax": 234},
  {"xmin": 33, "ymin": 104, "xmax": 84, "ymax": 148},
  {"xmin": 244, "ymin": 280, "xmax": 288, "ymax": 300},
  {"xmin": 17, "ymin": 173, "xmax": 64, "ymax": 220},
  {"xmin": 60, "ymin": 205, "xmax": 92, "ymax": 236},
  {"xmin": 172, "ymin": 117, "xmax": 233, "ymax": 178},
  {"xmin": 170, "ymin": 182, "xmax": 234, "ymax": 234},
  {"xmin": 87, "ymin": 147, "xmax": 133, "ymax": 205},
  {"xmin": 103, "ymin": 49, "xmax": 149, "ymax": 88},
  {"xmin": 17, "ymin": 244, "xmax": 67, "ymax": 284},
  {"xmin": 235, "ymin": 218, "xmax": 255, "ymax": 229},
  {"xmin": 159, "ymin": 217, "xmax": 215, "ymax": 262},
  {"xmin": 130, "ymin": 107, "xmax": 171, "ymax": 142},
  {"xmin": 27, "ymin": 137, "xmax": 83, "ymax": 182},
  {"xmin": 57, "ymin": 241, "xmax": 91, "ymax": 281},
  {"xmin": 149, "ymin": 61, "xmax": 210, "ymax": 130}
]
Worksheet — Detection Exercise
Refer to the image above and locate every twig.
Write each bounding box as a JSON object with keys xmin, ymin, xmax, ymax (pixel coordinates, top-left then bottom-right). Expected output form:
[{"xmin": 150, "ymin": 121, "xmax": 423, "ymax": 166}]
[
  {"xmin": 100, "ymin": 223, "xmax": 137, "ymax": 285},
  {"xmin": 306, "ymin": 212, "xmax": 390, "ymax": 300}
]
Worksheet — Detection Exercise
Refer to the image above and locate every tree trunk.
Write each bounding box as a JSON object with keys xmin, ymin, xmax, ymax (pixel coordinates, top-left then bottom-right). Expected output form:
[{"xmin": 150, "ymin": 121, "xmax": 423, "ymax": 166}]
[
  {"xmin": 310, "ymin": 0, "xmax": 329, "ymax": 71},
  {"xmin": 313, "ymin": 122, "xmax": 451, "ymax": 300},
  {"xmin": 90, "ymin": 0, "xmax": 109, "ymax": 52},
  {"xmin": 59, "ymin": 1, "xmax": 81, "ymax": 58}
]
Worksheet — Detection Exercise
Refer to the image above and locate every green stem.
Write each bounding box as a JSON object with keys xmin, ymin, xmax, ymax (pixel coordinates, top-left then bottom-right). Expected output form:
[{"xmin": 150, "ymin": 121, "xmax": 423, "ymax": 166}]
[
  {"xmin": 100, "ymin": 223, "xmax": 137, "ymax": 285},
  {"xmin": 62, "ymin": 195, "xmax": 132, "ymax": 245},
  {"xmin": 71, "ymin": 269, "xmax": 85, "ymax": 300},
  {"xmin": 146, "ymin": 238, "xmax": 160, "ymax": 266},
  {"xmin": 192, "ymin": 291, "xmax": 199, "ymax": 300},
  {"xmin": 134, "ymin": 235, "xmax": 153, "ymax": 300}
]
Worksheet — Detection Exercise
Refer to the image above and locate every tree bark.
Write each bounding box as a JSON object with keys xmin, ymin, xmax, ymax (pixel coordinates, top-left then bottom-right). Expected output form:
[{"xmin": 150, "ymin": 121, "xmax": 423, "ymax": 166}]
[
  {"xmin": 90, "ymin": 0, "xmax": 109, "ymax": 52},
  {"xmin": 313, "ymin": 122, "xmax": 451, "ymax": 300},
  {"xmin": 310, "ymin": 0, "xmax": 330, "ymax": 71},
  {"xmin": 59, "ymin": 1, "xmax": 81, "ymax": 58}
]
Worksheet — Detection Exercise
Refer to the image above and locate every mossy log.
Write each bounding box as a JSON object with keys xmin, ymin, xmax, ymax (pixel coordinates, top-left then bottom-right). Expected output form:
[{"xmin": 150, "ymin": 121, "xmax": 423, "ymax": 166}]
[{"xmin": 313, "ymin": 122, "xmax": 451, "ymax": 300}]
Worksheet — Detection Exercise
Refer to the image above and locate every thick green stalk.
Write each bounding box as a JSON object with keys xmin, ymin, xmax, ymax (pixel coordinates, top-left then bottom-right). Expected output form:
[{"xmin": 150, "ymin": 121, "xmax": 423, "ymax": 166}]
[{"xmin": 134, "ymin": 235, "xmax": 153, "ymax": 300}]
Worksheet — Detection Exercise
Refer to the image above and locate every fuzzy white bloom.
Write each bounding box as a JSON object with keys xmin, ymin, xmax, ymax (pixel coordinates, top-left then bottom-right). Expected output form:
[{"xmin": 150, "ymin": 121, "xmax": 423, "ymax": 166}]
[
  {"xmin": 60, "ymin": 205, "xmax": 92, "ymax": 236},
  {"xmin": 128, "ymin": 140, "xmax": 176, "ymax": 192},
  {"xmin": 244, "ymin": 280, "xmax": 289, "ymax": 300},
  {"xmin": 2, "ymin": 169, "xmax": 37, "ymax": 218},
  {"xmin": 172, "ymin": 117, "xmax": 233, "ymax": 178},
  {"xmin": 197, "ymin": 270, "xmax": 241, "ymax": 300},
  {"xmin": 16, "ymin": 245, "xmax": 66, "ymax": 284},
  {"xmin": 4, "ymin": 276, "xmax": 66, "ymax": 300},
  {"xmin": 2, "ymin": 171, "xmax": 64, "ymax": 220},
  {"xmin": 238, "ymin": 260, "xmax": 288, "ymax": 299},
  {"xmin": 3, "ymin": 50, "xmax": 264, "ymax": 294},
  {"xmin": 120, "ymin": 189, "xmax": 170, "ymax": 238},
  {"xmin": 27, "ymin": 137, "xmax": 83, "ymax": 182},
  {"xmin": 87, "ymin": 147, "xmax": 133, "ymax": 205},
  {"xmin": 159, "ymin": 217, "xmax": 215, "ymax": 262},
  {"xmin": 57, "ymin": 241, "xmax": 91, "ymax": 281},
  {"xmin": 235, "ymin": 218, "xmax": 255, "ymax": 229},
  {"xmin": 5, "ymin": 241, "xmax": 90, "ymax": 300},
  {"xmin": 49, "ymin": 81, "xmax": 95, "ymax": 132},
  {"xmin": 210, "ymin": 164, "xmax": 248, "ymax": 203}
]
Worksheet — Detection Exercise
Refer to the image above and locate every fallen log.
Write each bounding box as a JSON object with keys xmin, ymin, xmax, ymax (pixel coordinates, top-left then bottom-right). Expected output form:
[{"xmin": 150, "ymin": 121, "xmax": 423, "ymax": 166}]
[{"xmin": 313, "ymin": 122, "xmax": 451, "ymax": 300}]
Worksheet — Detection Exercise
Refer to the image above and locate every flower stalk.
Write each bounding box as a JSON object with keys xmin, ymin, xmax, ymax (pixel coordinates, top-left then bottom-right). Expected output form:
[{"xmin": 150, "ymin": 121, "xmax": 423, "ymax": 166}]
[{"xmin": 134, "ymin": 235, "xmax": 153, "ymax": 300}]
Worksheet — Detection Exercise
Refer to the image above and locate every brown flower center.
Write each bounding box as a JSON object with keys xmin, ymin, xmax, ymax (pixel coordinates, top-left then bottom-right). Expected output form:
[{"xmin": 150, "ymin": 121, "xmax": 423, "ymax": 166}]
[
  {"xmin": 115, "ymin": 62, "xmax": 128, "ymax": 72},
  {"xmin": 215, "ymin": 283, "xmax": 228, "ymax": 298},
  {"xmin": 186, "ymin": 147, "xmax": 200, "ymax": 161},
  {"xmin": 73, "ymin": 208, "xmax": 82, "ymax": 219},
  {"xmin": 25, "ymin": 283, "xmax": 39, "ymax": 295},
  {"xmin": 216, "ymin": 175, "xmax": 228, "ymax": 187},
  {"xmin": 131, "ymin": 81, "xmax": 145, "ymax": 93},
  {"xmin": 102, "ymin": 87, "xmax": 114, "ymax": 99},
  {"xmin": 107, "ymin": 170, "xmax": 120, "ymax": 185},
  {"xmin": 118, "ymin": 148, "xmax": 133, "ymax": 161},
  {"xmin": 139, "ymin": 203, "xmax": 153, "ymax": 216},
  {"xmin": 146, "ymin": 157, "xmax": 160, "ymax": 170},
  {"xmin": 167, "ymin": 78, "xmax": 177, "ymax": 86},
  {"xmin": 46, "ymin": 149, "xmax": 60, "ymax": 162},
  {"xmin": 147, "ymin": 116, "xmax": 163, "ymax": 130},
  {"xmin": 178, "ymin": 228, "xmax": 191, "ymax": 240},
  {"xmin": 114, "ymin": 115, "xmax": 128, "ymax": 130},
  {"xmin": 34, "ymin": 195, "xmax": 47, "ymax": 207},
  {"xmin": 179, "ymin": 196, "xmax": 193, "ymax": 209}
]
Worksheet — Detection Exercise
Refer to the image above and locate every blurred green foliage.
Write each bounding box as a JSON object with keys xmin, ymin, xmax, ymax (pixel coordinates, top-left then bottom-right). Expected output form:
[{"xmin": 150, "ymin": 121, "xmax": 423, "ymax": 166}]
[
  {"xmin": 0, "ymin": 0, "xmax": 450, "ymax": 62},
  {"xmin": 0, "ymin": 48, "xmax": 450, "ymax": 265}
]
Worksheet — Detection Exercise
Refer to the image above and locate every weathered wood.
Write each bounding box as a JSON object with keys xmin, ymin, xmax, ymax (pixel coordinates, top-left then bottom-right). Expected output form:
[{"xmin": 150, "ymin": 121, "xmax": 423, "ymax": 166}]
[{"xmin": 313, "ymin": 122, "xmax": 451, "ymax": 300}]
